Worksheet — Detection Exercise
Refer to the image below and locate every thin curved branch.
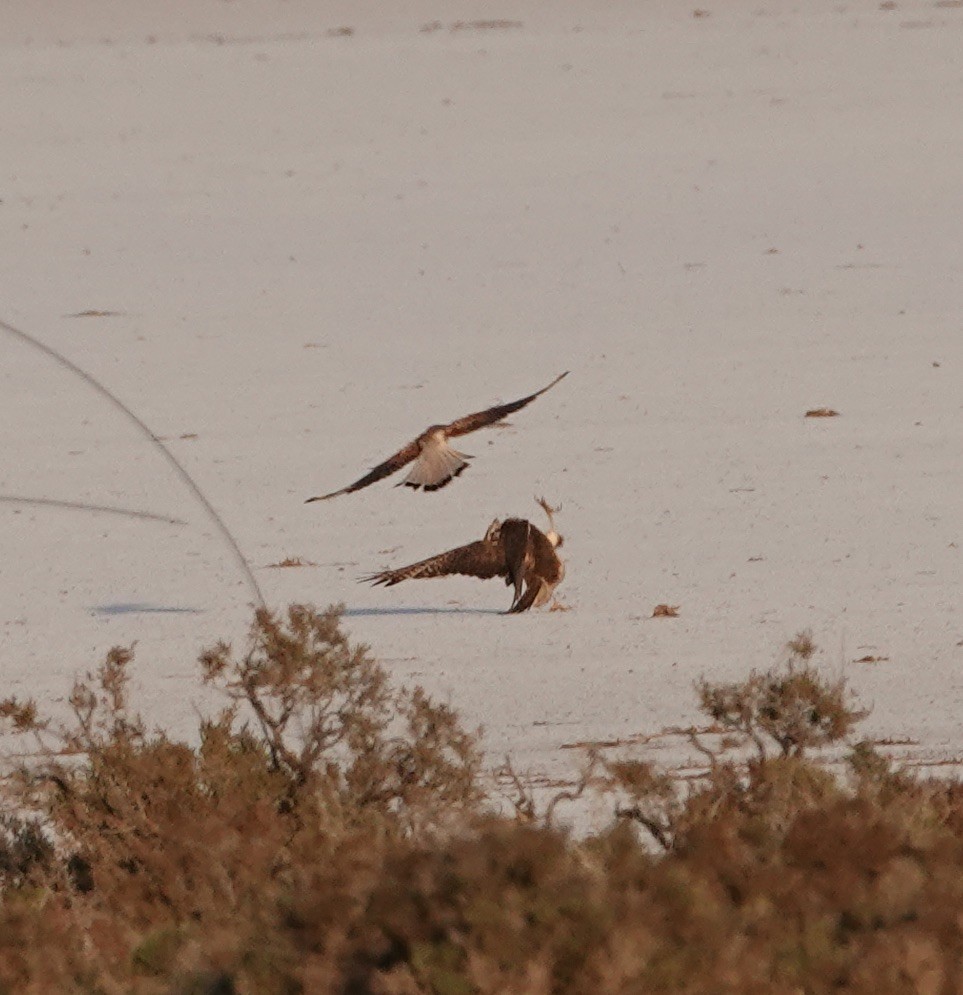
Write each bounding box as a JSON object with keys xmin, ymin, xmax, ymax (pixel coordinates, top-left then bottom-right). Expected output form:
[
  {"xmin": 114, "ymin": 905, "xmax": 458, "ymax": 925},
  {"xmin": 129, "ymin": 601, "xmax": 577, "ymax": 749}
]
[
  {"xmin": 0, "ymin": 494, "xmax": 186, "ymax": 525},
  {"xmin": 0, "ymin": 316, "xmax": 263, "ymax": 606}
]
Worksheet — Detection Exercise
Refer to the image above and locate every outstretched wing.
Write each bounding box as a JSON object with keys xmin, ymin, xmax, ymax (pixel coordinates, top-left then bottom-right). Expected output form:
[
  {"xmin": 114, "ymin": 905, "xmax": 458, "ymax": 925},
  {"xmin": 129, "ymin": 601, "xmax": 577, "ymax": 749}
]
[
  {"xmin": 305, "ymin": 438, "xmax": 422, "ymax": 502},
  {"xmin": 362, "ymin": 539, "xmax": 507, "ymax": 587},
  {"xmin": 444, "ymin": 372, "xmax": 569, "ymax": 439}
]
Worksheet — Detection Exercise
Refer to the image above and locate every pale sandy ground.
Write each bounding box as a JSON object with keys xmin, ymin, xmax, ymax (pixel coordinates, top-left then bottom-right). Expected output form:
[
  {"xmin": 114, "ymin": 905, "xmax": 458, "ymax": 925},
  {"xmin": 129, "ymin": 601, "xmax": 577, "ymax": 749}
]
[{"xmin": 1, "ymin": 0, "xmax": 961, "ymax": 821}]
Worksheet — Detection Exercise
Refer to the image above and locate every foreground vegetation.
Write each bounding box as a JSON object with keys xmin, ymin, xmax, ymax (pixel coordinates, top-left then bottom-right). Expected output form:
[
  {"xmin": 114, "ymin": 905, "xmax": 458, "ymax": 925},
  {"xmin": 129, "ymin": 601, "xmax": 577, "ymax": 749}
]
[{"xmin": 0, "ymin": 606, "xmax": 959, "ymax": 993}]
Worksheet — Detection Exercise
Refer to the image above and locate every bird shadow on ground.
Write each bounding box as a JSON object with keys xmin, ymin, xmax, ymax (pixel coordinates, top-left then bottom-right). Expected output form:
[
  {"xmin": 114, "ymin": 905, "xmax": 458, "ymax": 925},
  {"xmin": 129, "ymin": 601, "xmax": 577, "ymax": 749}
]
[
  {"xmin": 92, "ymin": 603, "xmax": 203, "ymax": 616},
  {"xmin": 343, "ymin": 606, "xmax": 502, "ymax": 618}
]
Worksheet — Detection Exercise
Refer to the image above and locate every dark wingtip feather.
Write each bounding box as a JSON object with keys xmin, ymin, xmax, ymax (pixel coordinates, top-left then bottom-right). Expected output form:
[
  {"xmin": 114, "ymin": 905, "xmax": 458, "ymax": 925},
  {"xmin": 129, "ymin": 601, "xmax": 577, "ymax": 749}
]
[{"xmin": 359, "ymin": 573, "xmax": 390, "ymax": 586}]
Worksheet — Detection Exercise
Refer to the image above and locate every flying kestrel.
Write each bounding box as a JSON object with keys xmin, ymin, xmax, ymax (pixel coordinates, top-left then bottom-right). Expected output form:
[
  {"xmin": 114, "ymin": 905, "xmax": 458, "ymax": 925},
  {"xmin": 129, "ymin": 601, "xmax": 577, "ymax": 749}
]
[
  {"xmin": 305, "ymin": 372, "xmax": 568, "ymax": 501},
  {"xmin": 361, "ymin": 498, "xmax": 565, "ymax": 614}
]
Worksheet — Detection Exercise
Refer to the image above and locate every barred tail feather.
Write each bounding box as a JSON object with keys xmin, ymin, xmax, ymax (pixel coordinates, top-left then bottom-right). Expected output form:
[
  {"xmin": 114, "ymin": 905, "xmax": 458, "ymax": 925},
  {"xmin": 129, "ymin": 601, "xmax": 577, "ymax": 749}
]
[{"xmin": 399, "ymin": 442, "xmax": 472, "ymax": 492}]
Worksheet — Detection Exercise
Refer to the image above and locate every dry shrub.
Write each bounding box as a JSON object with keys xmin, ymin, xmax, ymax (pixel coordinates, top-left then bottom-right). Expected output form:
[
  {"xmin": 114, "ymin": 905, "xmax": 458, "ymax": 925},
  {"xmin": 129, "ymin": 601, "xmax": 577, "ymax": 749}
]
[
  {"xmin": 198, "ymin": 605, "xmax": 483, "ymax": 826},
  {"xmin": 695, "ymin": 630, "xmax": 867, "ymax": 761},
  {"xmin": 0, "ymin": 605, "xmax": 483, "ymax": 992},
  {"xmin": 1, "ymin": 616, "xmax": 963, "ymax": 992}
]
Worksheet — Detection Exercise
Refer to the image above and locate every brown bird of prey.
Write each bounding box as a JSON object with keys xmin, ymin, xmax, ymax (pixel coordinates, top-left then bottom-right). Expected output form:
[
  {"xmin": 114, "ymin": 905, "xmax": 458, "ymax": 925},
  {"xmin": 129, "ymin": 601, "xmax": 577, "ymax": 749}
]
[
  {"xmin": 362, "ymin": 498, "xmax": 565, "ymax": 614},
  {"xmin": 305, "ymin": 372, "xmax": 568, "ymax": 501}
]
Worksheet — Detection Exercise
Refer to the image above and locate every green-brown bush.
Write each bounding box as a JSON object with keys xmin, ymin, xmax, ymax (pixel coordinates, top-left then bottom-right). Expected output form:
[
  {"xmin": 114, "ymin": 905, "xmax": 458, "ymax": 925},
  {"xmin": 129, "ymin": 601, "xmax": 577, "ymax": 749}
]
[{"xmin": 0, "ymin": 607, "xmax": 961, "ymax": 993}]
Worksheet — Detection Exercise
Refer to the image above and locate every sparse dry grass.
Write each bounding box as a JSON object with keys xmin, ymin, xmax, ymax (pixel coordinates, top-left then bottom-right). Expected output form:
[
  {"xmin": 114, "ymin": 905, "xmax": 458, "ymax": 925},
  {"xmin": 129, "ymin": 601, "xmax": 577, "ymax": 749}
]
[
  {"xmin": 1, "ymin": 612, "xmax": 962, "ymax": 992},
  {"xmin": 266, "ymin": 556, "xmax": 317, "ymax": 568}
]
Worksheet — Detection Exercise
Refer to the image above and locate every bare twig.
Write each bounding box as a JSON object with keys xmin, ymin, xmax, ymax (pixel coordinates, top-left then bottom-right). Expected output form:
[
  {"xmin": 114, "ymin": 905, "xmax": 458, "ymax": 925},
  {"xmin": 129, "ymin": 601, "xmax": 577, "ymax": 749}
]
[{"xmin": 0, "ymin": 316, "xmax": 264, "ymax": 607}]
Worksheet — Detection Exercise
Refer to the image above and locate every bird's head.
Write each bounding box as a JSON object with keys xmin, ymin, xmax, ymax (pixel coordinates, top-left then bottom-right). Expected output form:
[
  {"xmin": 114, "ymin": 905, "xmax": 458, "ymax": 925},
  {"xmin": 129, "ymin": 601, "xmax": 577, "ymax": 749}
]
[{"xmin": 535, "ymin": 496, "xmax": 562, "ymax": 549}]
